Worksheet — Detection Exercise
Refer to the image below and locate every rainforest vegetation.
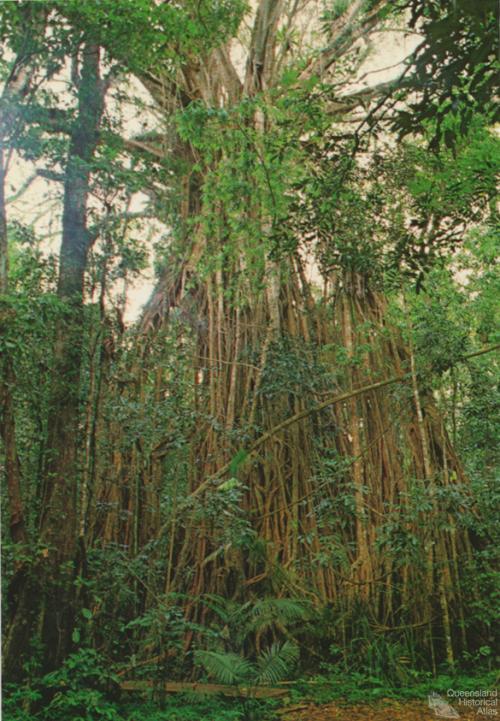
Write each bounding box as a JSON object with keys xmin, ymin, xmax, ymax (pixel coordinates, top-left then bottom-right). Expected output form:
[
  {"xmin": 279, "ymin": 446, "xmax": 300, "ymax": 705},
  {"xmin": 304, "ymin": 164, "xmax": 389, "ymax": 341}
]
[{"xmin": 1, "ymin": 1, "xmax": 499, "ymax": 720}]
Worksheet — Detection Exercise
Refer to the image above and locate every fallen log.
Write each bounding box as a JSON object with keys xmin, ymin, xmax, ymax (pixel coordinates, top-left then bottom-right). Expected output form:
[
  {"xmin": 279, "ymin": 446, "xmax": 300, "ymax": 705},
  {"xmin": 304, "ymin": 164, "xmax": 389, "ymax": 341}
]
[{"xmin": 120, "ymin": 680, "xmax": 288, "ymax": 698}]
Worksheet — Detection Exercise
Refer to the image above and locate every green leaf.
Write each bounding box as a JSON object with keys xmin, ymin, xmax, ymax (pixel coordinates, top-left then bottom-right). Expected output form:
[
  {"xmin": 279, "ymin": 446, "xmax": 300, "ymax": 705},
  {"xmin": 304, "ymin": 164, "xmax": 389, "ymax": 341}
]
[
  {"xmin": 229, "ymin": 449, "xmax": 249, "ymax": 476},
  {"xmin": 218, "ymin": 477, "xmax": 241, "ymax": 492}
]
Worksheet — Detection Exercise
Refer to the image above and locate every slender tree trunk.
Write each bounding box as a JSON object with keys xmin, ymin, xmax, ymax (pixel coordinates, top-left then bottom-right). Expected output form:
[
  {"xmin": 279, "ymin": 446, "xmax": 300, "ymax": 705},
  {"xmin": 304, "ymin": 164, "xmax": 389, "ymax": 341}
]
[
  {"xmin": 342, "ymin": 282, "xmax": 371, "ymax": 593},
  {"xmin": 0, "ymin": 33, "xmax": 36, "ymax": 550},
  {"xmin": 1, "ymin": 38, "xmax": 42, "ymax": 679},
  {"xmin": 0, "ymin": 147, "xmax": 7, "ymax": 293},
  {"xmin": 0, "ymin": 146, "xmax": 28, "ymax": 546}
]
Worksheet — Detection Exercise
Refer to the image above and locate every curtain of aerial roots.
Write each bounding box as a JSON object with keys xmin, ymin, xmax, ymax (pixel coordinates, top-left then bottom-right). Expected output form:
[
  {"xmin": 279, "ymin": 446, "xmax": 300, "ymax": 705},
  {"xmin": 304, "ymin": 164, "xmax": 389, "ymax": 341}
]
[
  {"xmin": 87, "ymin": 248, "xmax": 473, "ymax": 662},
  {"xmin": 131, "ymin": 253, "xmax": 472, "ymax": 658}
]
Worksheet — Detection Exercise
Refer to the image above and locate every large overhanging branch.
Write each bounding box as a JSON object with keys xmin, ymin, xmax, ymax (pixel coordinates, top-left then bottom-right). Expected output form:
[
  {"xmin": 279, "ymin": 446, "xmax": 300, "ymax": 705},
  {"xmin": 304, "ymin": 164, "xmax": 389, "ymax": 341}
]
[
  {"xmin": 188, "ymin": 343, "xmax": 500, "ymax": 500},
  {"xmin": 190, "ymin": 372, "xmax": 410, "ymax": 499}
]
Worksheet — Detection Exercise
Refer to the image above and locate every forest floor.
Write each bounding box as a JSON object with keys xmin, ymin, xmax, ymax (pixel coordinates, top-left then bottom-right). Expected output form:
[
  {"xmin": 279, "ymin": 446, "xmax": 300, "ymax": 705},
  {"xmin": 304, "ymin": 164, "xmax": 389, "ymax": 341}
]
[
  {"xmin": 280, "ymin": 700, "xmax": 482, "ymax": 720},
  {"xmin": 116, "ymin": 674, "xmax": 498, "ymax": 721}
]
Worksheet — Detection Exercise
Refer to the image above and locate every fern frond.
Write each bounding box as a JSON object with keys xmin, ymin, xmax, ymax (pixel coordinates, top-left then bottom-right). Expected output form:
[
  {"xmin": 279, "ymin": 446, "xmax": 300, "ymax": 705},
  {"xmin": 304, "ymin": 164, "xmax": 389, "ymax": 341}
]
[
  {"xmin": 200, "ymin": 594, "xmax": 233, "ymax": 624},
  {"xmin": 194, "ymin": 650, "xmax": 254, "ymax": 685},
  {"xmin": 248, "ymin": 598, "xmax": 309, "ymax": 634},
  {"xmin": 201, "ymin": 595, "xmax": 253, "ymax": 627},
  {"xmin": 254, "ymin": 641, "xmax": 299, "ymax": 685}
]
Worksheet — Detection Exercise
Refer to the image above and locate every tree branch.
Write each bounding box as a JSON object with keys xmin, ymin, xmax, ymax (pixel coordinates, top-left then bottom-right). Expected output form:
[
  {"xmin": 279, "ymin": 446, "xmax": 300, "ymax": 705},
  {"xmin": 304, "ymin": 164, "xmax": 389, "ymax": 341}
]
[
  {"xmin": 299, "ymin": 0, "xmax": 389, "ymax": 81},
  {"xmin": 122, "ymin": 137, "xmax": 167, "ymax": 159}
]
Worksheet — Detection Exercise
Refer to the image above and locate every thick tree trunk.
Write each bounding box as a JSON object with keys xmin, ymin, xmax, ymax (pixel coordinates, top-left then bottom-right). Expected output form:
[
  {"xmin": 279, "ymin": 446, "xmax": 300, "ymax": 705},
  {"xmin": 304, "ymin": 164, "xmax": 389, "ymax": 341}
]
[
  {"xmin": 3, "ymin": 43, "xmax": 105, "ymax": 679},
  {"xmin": 0, "ymin": 41, "xmax": 34, "ymax": 549}
]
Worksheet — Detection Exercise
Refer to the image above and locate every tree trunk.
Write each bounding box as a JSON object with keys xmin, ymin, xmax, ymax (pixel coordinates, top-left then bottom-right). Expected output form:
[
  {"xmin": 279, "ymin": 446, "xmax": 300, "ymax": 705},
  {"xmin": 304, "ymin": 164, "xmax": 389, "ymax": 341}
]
[
  {"xmin": 1, "ymin": 139, "xmax": 28, "ymax": 547},
  {"xmin": 4, "ymin": 43, "xmax": 105, "ymax": 679}
]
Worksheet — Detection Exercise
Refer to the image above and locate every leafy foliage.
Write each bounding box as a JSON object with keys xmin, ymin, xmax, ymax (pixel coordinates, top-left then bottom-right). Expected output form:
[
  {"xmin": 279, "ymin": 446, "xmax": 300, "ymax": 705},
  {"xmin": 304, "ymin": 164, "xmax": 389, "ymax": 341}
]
[
  {"xmin": 2, "ymin": 649, "xmax": 122, "ymax": 721},
  {"xmin": 397, "ymin": 0, "xmax": 498, "ymax": 147}
]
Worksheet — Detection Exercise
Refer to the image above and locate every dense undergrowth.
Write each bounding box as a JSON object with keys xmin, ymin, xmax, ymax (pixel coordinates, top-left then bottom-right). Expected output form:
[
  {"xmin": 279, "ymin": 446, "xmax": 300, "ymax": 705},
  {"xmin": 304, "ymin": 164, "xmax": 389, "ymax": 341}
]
[{"xmin": 3, "ymin": 649, "xmax": 497, "ymax": 721}]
